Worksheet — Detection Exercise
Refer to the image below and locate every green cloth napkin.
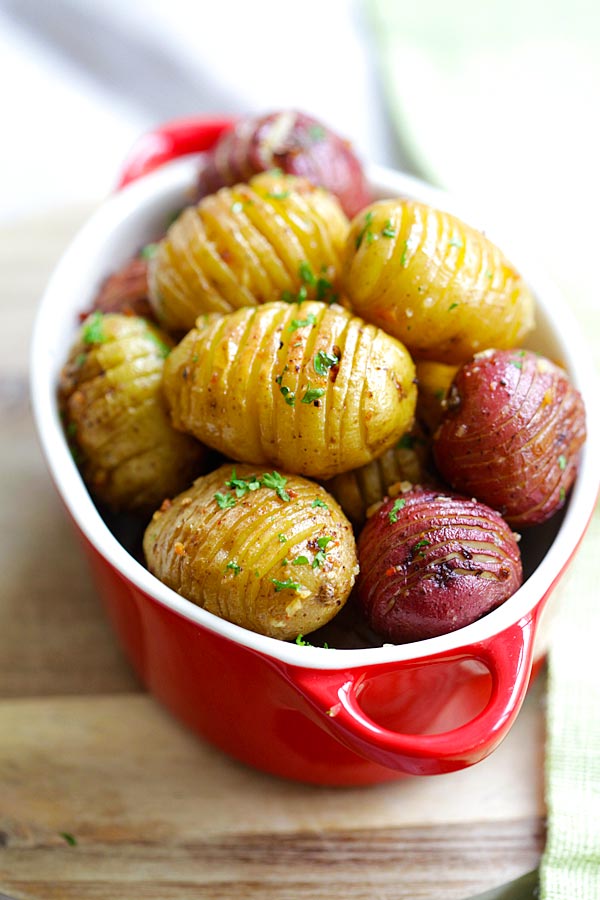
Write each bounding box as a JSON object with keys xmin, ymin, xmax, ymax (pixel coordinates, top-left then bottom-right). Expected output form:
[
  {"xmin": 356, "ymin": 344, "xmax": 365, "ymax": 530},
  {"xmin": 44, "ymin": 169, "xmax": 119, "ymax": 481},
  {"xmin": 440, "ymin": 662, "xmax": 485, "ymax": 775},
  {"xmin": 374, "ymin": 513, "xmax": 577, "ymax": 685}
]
[{"xmin": 366, "ymin": 2, "xmax": 600, "ymax": 896}]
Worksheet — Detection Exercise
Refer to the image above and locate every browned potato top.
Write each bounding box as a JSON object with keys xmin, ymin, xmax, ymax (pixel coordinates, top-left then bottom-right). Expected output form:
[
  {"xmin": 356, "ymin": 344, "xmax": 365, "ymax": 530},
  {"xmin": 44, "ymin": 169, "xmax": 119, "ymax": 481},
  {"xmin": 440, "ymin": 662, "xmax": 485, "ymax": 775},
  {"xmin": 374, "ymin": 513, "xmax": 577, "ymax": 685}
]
[
  {"xmin": 143, "ymin": 464, "xmax": 358, "ymax": 640},
  {"xmin": 163, "ymin": 301, "xmax": 417, "ymax": 480}
]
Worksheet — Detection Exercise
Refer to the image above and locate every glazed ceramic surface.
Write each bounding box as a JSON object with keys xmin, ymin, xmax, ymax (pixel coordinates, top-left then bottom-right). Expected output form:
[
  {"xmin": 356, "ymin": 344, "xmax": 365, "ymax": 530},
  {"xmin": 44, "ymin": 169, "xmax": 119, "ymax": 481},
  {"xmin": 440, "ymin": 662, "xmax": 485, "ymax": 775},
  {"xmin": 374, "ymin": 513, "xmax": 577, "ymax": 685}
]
[{"xmin": 31, "ymin": 120, "xmax": 599, "ymax": 783}]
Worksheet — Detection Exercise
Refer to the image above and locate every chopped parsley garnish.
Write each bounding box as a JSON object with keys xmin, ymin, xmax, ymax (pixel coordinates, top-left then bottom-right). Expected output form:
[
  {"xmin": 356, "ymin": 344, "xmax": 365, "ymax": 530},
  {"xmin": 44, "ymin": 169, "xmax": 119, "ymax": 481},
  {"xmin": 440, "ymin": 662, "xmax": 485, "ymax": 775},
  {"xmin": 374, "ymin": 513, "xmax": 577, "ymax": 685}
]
[
  {"xmin": 226, "ymin": 561, "xmax": 241, "ymax": 575},
  {"xmin": 82, "ymin": 311, "xmax": 106, "ymax": 345},
  {"xmin": 226, "ymin": 468, "xmax": 261, "ymax": 497},
  {"xmin": 355, "ymin": 211, "xmax": 374, "ymax": 249},
  {"xmin": 271, "ymin": 578, "xmax": 302, "ymax": 592},
  {"xmin": 140, "ymin": 242, "xmax": 158, "ymax": 259},
  {"xmin": 316, "ymin": 276, "xmax": 336, "ymax": 303},
  {"xmin": 314, "ymin": 349, "xmax": 339, "ymax": 376},
  {"xmin": 145, "ymin": 330, "xmax": 171, "ymax": 358},
  {"xmin": 397, "ymin": 433, "xmax": 415, "ymax": 450},
  {"xmin": 299, "ymin": 261, "xmax": 316, "ymax": 285},
  {"xmin": 261, "ymin": 471, "xmax": 291, "ymax": 502},
  {"xmin": 289, "ymin": 313, "xmax": 317, "ymax": 332},
  {"xmin": 308, "ymin": 124, "xmax": 326, "ymax": 142},
  {"xmin": 311, "ymin": 498, "xmax": 329, "ymax": 509},
  {"xmin": 381, "ymin": 220, "xmax": 396, "ymax": 238},
  {"xmin": 214, "ymin": 491, "xmax": 236, "ymax": 509},
  {"xmin": 267, "ymin": 191, "xmax": 290, "ymax": 200},
  {"xmin": 293, "ymin": 556, "xmax": 310, "ymax": 566},
  {"xmin": 448, "ymin": 302, "xmax": 459, "ymax": 311},
  {"xmin": 400, "ymin": 239, "xmax": 413, "ymax": 268},
  {"xmin": 509, "ymin": 359, "xmax": 523, "ymax": 369},
  {"xmin": 558, "ymin": 455, "xmax": 567, "ymax": 470},
  {"xmin": 389, "ymin": 498, "xmax": 406, "ymax": 524},
  {"xmin": 280, "ymin": 388, "xmax": 296, "ymax": 406},
  {"xmin": 278, "ymin": 533, "xmax": 288, "ymax": 543},
  {"xmin": 559, "ymin": 486, "xmax": 566, "ymax": 502},
  {"xmin": 414, "ymin": 539, "xmax": 431, "ymax": 554},
  {"xmin": 60, "ymin": 832, "xmax": 77, "ymax": 846},
  {"xmin": 74, "ymin": 352, "xmax": 86, "ymax": 368},
  {"xmin": 312, "ymin": 535, "xmax": 333, "ymax": 568},
  {"xmin": 301, "ymin": 385, "xmax": 326, "ymax": 404},
  {"xmin": 295, "ymin": 633, "xmax": 311, "ymax": 645}
]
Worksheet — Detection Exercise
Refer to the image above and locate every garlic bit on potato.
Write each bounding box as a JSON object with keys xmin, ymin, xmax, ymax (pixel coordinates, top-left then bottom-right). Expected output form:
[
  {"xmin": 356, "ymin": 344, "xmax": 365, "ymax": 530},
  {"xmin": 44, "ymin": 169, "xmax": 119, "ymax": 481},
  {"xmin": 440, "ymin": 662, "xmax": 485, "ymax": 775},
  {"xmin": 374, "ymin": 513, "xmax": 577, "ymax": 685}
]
[
  {"xmin": 143, "ymin": 464, "xmax": 359, "ymax": 640},
  {"xmin": 148, "ymin": 171, "xmax": 349, "ymax": 333},
  {"xmin": 356, "ymin": 486, "xmax": 523, "ymax": 643},
  {"xmin": 342, "ymin": 199, "xmax": 535, "ymax": 364},
  {"xmin": 59, "ymin": 312, "xmax": 208, "ymax": 512},
  {"xmin": 433, "ymin": 349, "xmax": 587, "ymax": 526},
  {"xmin": 163, "ymin": 300, "xmax": 417, "ymax": 480}
]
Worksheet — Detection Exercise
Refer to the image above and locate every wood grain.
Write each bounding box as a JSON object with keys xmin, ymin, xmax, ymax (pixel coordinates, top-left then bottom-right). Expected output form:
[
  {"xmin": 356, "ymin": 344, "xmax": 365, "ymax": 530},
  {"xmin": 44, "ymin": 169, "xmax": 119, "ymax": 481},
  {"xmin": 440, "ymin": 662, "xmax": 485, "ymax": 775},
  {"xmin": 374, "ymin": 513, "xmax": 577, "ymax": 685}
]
[{"xmin": 0, "ymin": 209, "xmax": 547, "ymax": 899}]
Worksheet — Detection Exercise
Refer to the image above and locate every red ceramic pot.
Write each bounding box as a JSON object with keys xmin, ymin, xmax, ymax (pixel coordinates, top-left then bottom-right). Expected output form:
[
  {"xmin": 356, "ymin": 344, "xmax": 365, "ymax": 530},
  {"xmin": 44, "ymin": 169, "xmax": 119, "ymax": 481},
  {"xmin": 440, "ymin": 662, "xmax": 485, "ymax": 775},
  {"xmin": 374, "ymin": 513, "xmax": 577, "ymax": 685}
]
[{"xmin": 31, "ymin": 118, "xmax": 599, "ymax": 785}]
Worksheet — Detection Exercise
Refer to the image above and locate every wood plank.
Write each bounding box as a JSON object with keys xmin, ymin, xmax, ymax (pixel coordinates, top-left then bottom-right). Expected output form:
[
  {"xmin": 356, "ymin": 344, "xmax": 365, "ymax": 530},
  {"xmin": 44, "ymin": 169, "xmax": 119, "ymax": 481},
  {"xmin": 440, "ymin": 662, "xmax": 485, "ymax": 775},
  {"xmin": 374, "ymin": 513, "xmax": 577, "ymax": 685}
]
[
  {"xmin": 0, "ymin": 687, "xmax": 544, "ymax": 898},
  {"xmin": 1, "ymin": 819, "xmax": 543, "ymax": 900}
]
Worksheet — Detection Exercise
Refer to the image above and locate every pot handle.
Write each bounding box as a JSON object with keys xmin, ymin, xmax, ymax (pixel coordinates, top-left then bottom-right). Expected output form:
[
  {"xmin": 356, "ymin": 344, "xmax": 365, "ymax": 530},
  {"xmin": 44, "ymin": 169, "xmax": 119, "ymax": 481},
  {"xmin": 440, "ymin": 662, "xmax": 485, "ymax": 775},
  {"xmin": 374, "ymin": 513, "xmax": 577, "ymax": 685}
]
[
  {"xmin": 291, "ymin": 614, "xmax": 539, "ymax": 776},
  {"xmin": 116, "ymin": 116, "xmax": 235, "ymax": 189}
]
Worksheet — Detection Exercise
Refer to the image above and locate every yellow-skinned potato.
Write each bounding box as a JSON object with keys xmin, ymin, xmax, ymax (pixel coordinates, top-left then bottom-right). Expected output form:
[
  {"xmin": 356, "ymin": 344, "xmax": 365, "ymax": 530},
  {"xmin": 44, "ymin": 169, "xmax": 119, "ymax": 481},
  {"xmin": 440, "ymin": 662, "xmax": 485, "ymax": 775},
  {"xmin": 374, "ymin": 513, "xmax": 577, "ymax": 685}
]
[
  {"xmin": 59, "ymin": 313, "xmax": 208, "ymax": 511},
  {"xmin": 342, "ymin": 200, "xmax": 535, "ymax": 364},
  {"xmin": 415, "ymin": 360, "xmax": 459, "ymax": 435},
  {"xmin": 164, "ymin": 301, "xmax": 417, "ymax": 480},
  {"xmin": 143, "ymin": 464, "xmax": 358, "ymax": 640},
  {"xmin": 148, "ymin": 172, "xmax": 349, "ymax": 333},
  {"xmin": 325, "ymin": 427, "xmax": 429, "ymax": 527}
]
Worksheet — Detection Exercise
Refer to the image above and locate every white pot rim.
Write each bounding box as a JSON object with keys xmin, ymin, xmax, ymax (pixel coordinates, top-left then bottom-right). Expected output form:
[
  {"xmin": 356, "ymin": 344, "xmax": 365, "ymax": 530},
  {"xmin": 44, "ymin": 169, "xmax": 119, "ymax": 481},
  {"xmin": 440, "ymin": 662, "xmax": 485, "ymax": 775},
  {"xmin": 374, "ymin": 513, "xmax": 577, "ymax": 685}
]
[{"xmin": 30, "ymin": 156, "xmax": 600, "ymax": 671}]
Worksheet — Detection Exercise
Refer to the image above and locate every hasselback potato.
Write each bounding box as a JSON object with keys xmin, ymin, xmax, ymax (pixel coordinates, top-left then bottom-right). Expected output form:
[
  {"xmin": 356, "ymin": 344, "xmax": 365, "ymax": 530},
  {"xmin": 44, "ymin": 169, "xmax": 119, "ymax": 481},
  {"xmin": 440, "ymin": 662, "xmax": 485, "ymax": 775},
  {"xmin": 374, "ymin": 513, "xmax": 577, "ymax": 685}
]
[
  {"xmin": 197, "ymin": 110, "xmax": 372, "ymax": 218},
  {"xmin": 325, "ymin": 428, "xmax": 429, "ymax": 527},
  {"xmin": 356, "ymin": 487, "xmax": 523, "ymax": 642},
  {"xmin": 149, "ymin": 172, "xmax": 349, "ymax": 333},
  {"xmin": 342, "ymin": 200, "xmax": 535, "ymax": 364},
  {"xmin": 163, "ymin": 301, "xmax": 417, "ymax": 480},
  {"xmin": 59, "ymin": 313, "xmax": 208, "ymax": 511},
  {"xmin": 143, "ymin": 464, "xmax": 358, "ymax": 640},
  {"xmin": 433, "ymin": 349, "xmax": 587, "ymax": 526}
]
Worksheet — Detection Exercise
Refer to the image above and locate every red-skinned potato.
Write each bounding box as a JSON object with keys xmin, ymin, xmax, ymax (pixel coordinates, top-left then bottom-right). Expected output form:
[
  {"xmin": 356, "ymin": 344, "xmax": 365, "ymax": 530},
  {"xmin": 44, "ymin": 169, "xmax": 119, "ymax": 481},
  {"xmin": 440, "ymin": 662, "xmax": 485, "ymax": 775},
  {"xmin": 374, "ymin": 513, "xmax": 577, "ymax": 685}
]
[
  {"xmin": 90, "ymin": 254, "xmax": 154, "ymax": 321},
  {"xmin": 356, "ymin": 487, "xmax": 523, "ymax": 643},
  {"xmin": 197, "ymin": 110, "xmax": 372, "ymax": 218},
  {"xmin": 433, "ymin": 349, "xmax": 587, "ymax": 527}
]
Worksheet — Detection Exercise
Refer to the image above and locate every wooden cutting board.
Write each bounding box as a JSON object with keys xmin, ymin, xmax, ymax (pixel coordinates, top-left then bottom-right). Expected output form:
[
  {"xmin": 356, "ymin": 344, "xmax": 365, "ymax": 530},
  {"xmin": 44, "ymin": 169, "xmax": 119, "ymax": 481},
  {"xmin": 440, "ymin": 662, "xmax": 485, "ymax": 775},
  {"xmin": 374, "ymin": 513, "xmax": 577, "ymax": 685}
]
[{"xmin": 0, "ymin": 209, "xmax": 548, "ymax": 899}]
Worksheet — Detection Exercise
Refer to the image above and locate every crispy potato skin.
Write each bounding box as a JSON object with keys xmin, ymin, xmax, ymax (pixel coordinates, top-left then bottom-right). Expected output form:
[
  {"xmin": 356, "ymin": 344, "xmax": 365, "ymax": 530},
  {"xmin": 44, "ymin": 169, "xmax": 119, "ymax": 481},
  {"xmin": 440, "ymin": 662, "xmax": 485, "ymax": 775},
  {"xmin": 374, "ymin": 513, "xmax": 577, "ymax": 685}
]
[
  {"xmin": 59, "ymin": 313, "xmax": 208, "ymax": 512},
  {"xmin": 433, "ymin": 349, "xmax": 587, "ymax": 526},
  {"xmin": 356, "ymin": 487, "xmax": 523, "ymax": 642},
  {"xmin": 163, "ymin": 301, "xmax": 417, "ymax": 480},
  {"xmin": 197, "ymin": 110, "xmax": 372, "ymax": 218},
  {"xmin": 149, "ymin": 172, "xmax": 349, "ymax": 333},
  {"xmin": 143, "ymin": 464, "xmax": 358, "ymax": 640},
  {"xmin": 342, "ymin": 200, "xmax": 535, "ymax": 364}
]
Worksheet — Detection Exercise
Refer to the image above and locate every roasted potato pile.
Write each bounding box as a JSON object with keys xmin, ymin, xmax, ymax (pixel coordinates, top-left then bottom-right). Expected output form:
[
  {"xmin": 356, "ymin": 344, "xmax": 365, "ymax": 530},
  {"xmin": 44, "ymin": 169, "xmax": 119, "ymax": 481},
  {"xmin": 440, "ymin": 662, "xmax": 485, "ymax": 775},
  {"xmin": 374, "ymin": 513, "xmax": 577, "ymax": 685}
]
[{"xmin": 60, "ymin": 111, "xmax": 587, "ymax": 646}]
